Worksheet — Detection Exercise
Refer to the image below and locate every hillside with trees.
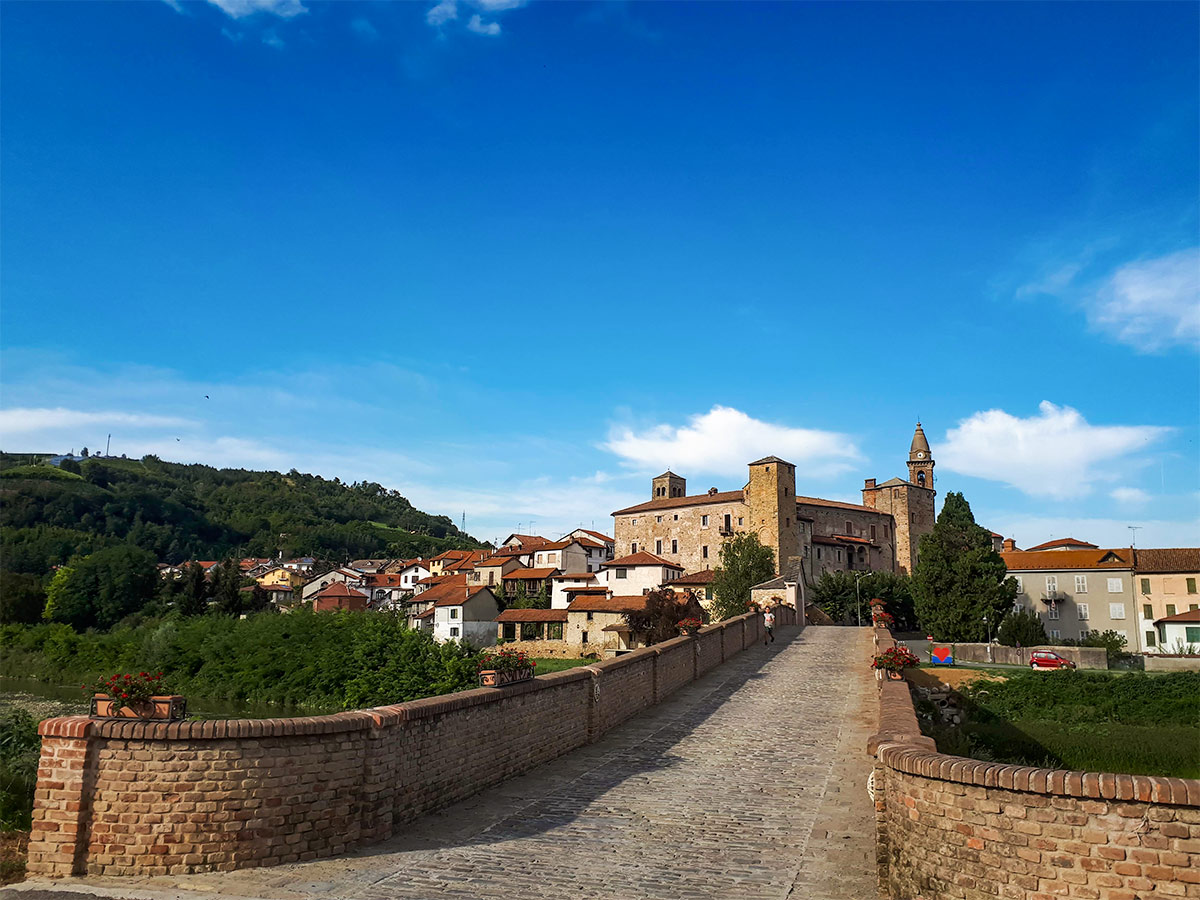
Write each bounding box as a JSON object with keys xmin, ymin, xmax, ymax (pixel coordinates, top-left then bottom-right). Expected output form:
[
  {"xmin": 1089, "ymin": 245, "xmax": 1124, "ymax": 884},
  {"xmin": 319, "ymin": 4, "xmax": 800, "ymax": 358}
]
[{"xmin": 0, "ymin": 453, "xmax": 480, "ymax": 596}]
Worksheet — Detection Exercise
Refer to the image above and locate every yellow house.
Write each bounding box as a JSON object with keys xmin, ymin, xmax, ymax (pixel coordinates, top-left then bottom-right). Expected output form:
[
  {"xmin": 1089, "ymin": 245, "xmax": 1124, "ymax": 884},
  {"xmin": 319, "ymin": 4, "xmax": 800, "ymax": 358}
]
[{"xmin": 256, "ymin": 566, "xmax": 304, "ymax": 589}]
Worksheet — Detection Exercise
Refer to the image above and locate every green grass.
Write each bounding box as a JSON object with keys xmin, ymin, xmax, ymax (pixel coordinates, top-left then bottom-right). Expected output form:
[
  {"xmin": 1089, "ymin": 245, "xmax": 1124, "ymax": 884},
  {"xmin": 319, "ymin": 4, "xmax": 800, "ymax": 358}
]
[
  {"xmin": 534, "ymin": 658, "xmax": 592, "ymax": 674},
  {"xmin": 0, "ymin": 465, "xmax": 82, "ymax": 481},
  {"xmin": 918, "ymin": 670, "xmax": 1200, "ymax": 778}
]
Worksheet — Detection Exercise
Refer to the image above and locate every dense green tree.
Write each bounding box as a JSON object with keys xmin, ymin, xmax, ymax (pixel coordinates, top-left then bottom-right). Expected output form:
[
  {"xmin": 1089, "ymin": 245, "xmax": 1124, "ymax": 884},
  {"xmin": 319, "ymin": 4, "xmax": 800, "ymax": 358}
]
[
  {"xmin": 534, "ymin": 581, "xmax": 551, "ymax": 610},
  {"xmin": 622, "ymin": 588, "xmax": 706, "ymax": 645},
  {"xmin": 710, "ymin": 533, "xmax": 776, "ymax": 622},
  {"xmin": 996, "ymin": 608, "xmax": 1049, "ymax": 647},
  {"xmin": 811, "ymin": 570, "xmax": 918, "ymax": 628},
  {"xmin": 912, "ymin": 492, "xmax": 1017, "ymax": 641},
  {"xmin": 178, "ymin": 562, "xmax": 209, "ymax": 617},
  {"xmin": 43, "ymin": 546, "xmax": 158, "ymax": 630},
  {"xmin": 509, "ymin": 581, "xmax": 531, "ymax": 609},
  {"xmin": 0, "ymin": 571, "xmax": 46, "ymax": 624}
]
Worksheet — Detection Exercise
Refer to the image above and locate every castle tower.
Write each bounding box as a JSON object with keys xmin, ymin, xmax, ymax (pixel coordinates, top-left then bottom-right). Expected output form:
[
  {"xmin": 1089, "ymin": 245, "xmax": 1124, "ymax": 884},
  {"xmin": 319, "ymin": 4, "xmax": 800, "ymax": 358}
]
[
  {"xmin": 907, "ymin": 422, "xmax": 935, "ymax": 490},
  {"xmin": 651, "ymin": 470, "xmax": 686, "ymax": 500},
  {"xmin": 745, "ymin": 456, "xmax": 800, "ymax": 575},
  {"xmin": 861, "ymin": 424, "xmax": 938, "ymax": 575}
]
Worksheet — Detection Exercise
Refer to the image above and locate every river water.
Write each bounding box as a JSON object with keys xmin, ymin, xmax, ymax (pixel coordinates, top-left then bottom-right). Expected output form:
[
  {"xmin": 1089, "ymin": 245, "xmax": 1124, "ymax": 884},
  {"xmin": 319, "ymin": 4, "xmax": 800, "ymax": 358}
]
[{"xmin": 0, "ymin": 677, "xmax": 338, "ymax": 721}]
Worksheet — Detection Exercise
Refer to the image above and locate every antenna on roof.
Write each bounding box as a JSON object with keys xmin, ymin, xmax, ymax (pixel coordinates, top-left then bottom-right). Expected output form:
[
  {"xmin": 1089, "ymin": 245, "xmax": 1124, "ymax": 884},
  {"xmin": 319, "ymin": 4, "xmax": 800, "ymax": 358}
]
[{"xmin": 1128, "ymin": 525, "xmax": 1141, "ymax": 549}]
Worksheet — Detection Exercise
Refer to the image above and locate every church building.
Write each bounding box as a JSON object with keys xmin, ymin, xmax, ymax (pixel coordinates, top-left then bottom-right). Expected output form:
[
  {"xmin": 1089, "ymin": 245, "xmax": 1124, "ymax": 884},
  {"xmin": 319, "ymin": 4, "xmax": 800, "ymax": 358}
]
[{"xmin": 610, "ymin": 424, "xmax": 938, "ymax": 583}]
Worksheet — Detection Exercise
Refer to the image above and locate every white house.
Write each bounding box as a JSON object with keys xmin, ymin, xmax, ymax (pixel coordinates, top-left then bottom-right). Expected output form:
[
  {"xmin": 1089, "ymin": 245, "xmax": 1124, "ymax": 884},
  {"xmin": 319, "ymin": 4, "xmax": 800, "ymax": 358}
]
[
  {"xmin": 600, "ymin": 551, "xmax": 684, "ymax": 597},
  {"xmin": 432, "ymin": 586, "xmax": 502, "ymax": 646},
  {"xmin": 551, "ymin": 572, "xmax": 603, "ymax": 609},
  {"xmin": 395, "ymin": 560, "xmax": 431, "ymax": 594},
  {"xmin": 1153, "ymin": 609, "xmax": 1200, "ymax": 652}
]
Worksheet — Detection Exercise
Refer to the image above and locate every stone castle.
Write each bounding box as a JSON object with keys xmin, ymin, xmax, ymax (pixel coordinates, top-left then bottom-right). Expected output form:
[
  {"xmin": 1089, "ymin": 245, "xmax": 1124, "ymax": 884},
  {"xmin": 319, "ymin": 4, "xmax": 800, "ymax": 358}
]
[{"xmin": 612, "ymin": 423, "xmax": 937, "ymax": 580}]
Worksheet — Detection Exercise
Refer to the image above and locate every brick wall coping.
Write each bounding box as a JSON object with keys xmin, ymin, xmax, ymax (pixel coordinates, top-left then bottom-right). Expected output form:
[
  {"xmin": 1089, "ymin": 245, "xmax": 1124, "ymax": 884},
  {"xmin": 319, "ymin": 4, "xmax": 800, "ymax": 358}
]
[
  {"xmin": 33, "ymin": 616, "xmax": 756, "ymax": 742},
  {"xmin": 869, "ymin": 626, "xmax": 1200, "ymax": 808}
]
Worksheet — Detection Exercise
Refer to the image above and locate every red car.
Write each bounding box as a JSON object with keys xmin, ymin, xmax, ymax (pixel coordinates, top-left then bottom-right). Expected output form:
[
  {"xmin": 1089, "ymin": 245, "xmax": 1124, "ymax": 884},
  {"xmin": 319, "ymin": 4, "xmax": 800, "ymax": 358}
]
[{"xmin": 1029, "ymin": 650, "xmax": 1077, "ymax": 670}]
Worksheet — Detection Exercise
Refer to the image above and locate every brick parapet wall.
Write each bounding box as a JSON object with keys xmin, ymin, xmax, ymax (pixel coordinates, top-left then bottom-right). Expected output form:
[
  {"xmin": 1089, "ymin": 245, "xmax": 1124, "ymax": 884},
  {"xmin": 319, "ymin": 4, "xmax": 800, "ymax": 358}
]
[
  {"xmin": 868, "ymin": 626, "xmax": 1200, "ymax": 900},
  {"xmin": 29, "ymin": 611, "xmax": 789, "ymax": 878}
]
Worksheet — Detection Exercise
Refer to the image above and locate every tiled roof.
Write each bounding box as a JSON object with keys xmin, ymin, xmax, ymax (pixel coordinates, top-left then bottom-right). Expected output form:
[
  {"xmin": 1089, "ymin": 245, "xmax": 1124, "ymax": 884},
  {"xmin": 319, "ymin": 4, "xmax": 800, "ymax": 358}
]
[
  {"xmin": 811, "ymin": 535, "xmax": 846, "ymax": 546},
  {"xmin": 611, "ymin": 490, "xmax": 745, "ymax": 516},
  {"xmin": 433, "ymin": 586, "xmax": 497, "ymax": 608},
  {"xmin": 416, "ymin": 573, "xmax": 468, "ymax": 600},
  {"xmin": 565, "ymin": 586, "xmax": 608, "ymax": 594},
  {"xmin": 495, "ymin": 608, "xmax": 569, "ymax": 623},
  {"xmin": 1025, "ymin": 538, "xmax": 1099, "ymax": 552},
  {"xmin": 748, "ymin": 456, "xmax": 793, "ymax": 466},
  {"xmin": 1154, "ymin": 608, "xmax": 1200, "ymax": 624},
  {"xmin": 502, "ymin": 567, "xmax": 560, "ymax": 580},
  {"xmin": 315, "ymin": 582, "xmax": 367, "ymax": 599},
  {"xmin": 604, "ymin": 551, "xmax": 684, "ymax": 570},
  {"xmin": 575, "ymin": 538, "xmax": 606, "ymax": 549},
  {"xmin": 864, "ymin": 477, "xmax": 908, "ymax": 490},
  {"xmin": 414, "ymin": 608, "xmax": 435, "ymax": 619},
  {"xmin": 568, "ymin": 594, "xmax": 650, "ymax": 613},
  {"xmin": 574, "ymin": 529, "xmax": 614, "ymax": 543},
  {"xmin": 504, "ymin": 534, "xmax": 550, "ymax": 548},
  {"xmin": 476, "ymin": 556, "xmax": 515, "ymax": 568},
  {"xmin": 552, "ymin": 572, "xmax": 597, "ymax": 581},
  {"xmin": 1000, "ymin": 549, "xmax": 1131, "ymax": 571},
  {"xmin": 830, "ymin": 534, "xmax": 873, "ymax": 545},
  {"xmin": 1134, "ymin": 548, "xmax": 1200, "ymax": 574},
  {"xmin": 674, "ymin": 569, "xmax": 716, "ymax": 585},
  {"xmin": 430, "ymin": 549, "xmax": 472, "ymax": 562},
  {"xmin": 363, "ymin": 573, "xmax": 405, "ymax": 587},
  {"xmin": 795, "ymin": 495, "xmax": 890, "ymax": 516}
]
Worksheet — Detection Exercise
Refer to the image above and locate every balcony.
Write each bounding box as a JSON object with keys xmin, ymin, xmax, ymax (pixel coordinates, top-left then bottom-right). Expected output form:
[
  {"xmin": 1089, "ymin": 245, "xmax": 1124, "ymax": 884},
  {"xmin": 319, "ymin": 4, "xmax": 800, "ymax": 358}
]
[{"xmin": 1040, "ymin": 591, "xmax": 1061, "ymax": 605}]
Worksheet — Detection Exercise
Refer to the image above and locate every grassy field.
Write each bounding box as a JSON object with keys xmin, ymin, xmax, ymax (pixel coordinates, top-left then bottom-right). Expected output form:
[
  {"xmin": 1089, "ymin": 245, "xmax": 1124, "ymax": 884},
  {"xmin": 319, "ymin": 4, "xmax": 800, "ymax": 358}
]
[
  {"xmin": 917, "ymin": 670, "xmax": 1200, "ymax": 778},
  {"xmin": 533, "ymin": 658, "xmax": 593, "ymax": 674}
]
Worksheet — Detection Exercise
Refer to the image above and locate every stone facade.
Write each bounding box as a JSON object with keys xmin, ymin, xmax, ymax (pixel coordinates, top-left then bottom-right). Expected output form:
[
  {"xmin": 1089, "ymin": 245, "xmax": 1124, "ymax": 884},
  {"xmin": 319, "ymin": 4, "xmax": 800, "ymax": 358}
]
[
  {"xmin": 860, "ymin": 423, "xmax": 938, "ymax": 575},
  {"xmin": 744, "ymin": 457, "xmax": 801, "ymax": 573},
  {"xmin": 869, "ymin": 627, "xmax": 1200, "ymax": 900},
  {"xmin": 612, "ymin": 490, "xmax": 747, "ymax": 576},
  {"xmin": 27, "ymin": 609, "xmax": 794, "ymax": 878}
]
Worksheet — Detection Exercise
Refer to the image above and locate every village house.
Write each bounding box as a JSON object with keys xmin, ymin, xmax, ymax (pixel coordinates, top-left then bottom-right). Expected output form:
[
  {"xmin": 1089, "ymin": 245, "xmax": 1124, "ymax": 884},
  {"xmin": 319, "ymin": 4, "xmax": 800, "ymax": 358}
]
[
  {"xmin": 429, "ymin": 584, "xmax": 502, "ymax": 645},
  {"xmin": 1132, "ymin": 548, "xmax": 1200, "ymax": 653},
  {"xmin": 256, "ymin": 566, "xmax": 305, "ymax": 590},
  {"xmin": 469, "ymin": 555, "xmax": 523, "ymax": 591},
  {"xmin": 360, "ymin": 573, "xmax": 410, "ymax": 609},
  {"xmin": 501, "ymin": 567, "xmax": 560, "ymax": 602},
  {"xmin": 530, "ymin": 540, "xmax": 591, "ymax": 574},
  {"xmin": 238, "ymin": 558, "xmax": 275, "ymax": 578},
  {"xmin": 282, "ymin": 557, "xmax": 317, "ymax": 575},
  {"xmin": 600, "ymin": 551, "xmax": 683, "ymax": 597},
  {"xmin": 563, "ymin": 529, "xmax": 616, "ymax": 562},
  {"xmin": 427, "ymin": 549, "xmax": 473, "ymax": 577},
  {"xmin": 1152, "ymin": 609, "xmax": 1200, "ymax": 652},
  {"xmin": 495, "ymin": 608, "xmax": 570, "ymax": 656},
  {"xmin": 312, "ymin": 581, "xmax": 368, "ymax": 612},
  {"xmin": 550, "ymin": 572, "xmax": 602, "ymax": 608},
  {"xmin": 392, "ymin": 558, "xmax": 431, "ymax": 593},
  {"xmin": 404, "ymin": 573, "xmax": 467, "ymax": 627},
  {"xmin": 673, "ymin": 569, "xmax": 716, "ymax": 605},
  {"xmin": 349, "ymin": 559, "xmax": 391, "ymax": 574},
  {"xmin": 301, "ymin": 567, "xmax": 364, "ymax": 602},
  {"xmin": 261, "ymin": 584, "xmax": 295, "ymax": 607}
]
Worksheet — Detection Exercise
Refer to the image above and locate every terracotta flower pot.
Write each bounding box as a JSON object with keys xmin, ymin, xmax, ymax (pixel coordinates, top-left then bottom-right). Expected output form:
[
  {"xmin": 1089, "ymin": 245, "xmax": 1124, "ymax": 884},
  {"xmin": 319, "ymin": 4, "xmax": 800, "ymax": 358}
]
[
  {"xmin": 887, "ymin": 671, "xmax": 904, "ymax": 681},
  {"xmin": 91, "ymin": 693, "xmax": 188, "ymax": 720},
  {"xmin": 479, "ymin": 667, "xmax": 534, "ymax": 687}
]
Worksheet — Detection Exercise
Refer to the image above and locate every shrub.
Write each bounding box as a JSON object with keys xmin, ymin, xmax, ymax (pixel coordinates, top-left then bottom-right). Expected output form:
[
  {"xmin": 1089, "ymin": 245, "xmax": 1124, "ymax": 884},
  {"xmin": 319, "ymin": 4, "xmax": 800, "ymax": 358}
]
[{"xmin": 996, "ymin": 608, "xmax": 1048, "ymax": 647}]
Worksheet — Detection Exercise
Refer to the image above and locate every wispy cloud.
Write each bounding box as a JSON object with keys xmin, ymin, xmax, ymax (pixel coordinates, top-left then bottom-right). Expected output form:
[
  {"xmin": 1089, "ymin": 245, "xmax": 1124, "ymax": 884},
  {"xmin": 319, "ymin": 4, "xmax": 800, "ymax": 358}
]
[
  {"xmin": 206, "ymin": 0, "xmax": 306, "ymax": 19},
  {"xmin": 466, "ymin": 14, "xmax": 501, "ymax": 35},
  {"xmin": 1111, "ymin": 487, "xmax": 1150, "ymax": 506},
  {"xmin": 940, "ymin": 401, "xmax": 1170, "ymax": 500},
  {"xmin": 261, "ymin": 30, "xmax": 285, "ymax": 49},
  {"xmin": 350, "ymin": 17, "xmax": 378, "ymax": 41},
  {"xmin": 426, "ymin": 0, "xmax": 458, "ymax": 26},
  {"xmin": 474, "ymin": 0, "xmax": 526, "ymax": 10},
  {"xmin": 1088, "ymin": 248, "xmax": 1199, "ymax": 353},
  {"xmin": 604, "ymin": 406, "xmax": 862, "ymax": 478},
  {"xmin": 0, "ymin": 408, "xmax": 194, "ymax": 438}
]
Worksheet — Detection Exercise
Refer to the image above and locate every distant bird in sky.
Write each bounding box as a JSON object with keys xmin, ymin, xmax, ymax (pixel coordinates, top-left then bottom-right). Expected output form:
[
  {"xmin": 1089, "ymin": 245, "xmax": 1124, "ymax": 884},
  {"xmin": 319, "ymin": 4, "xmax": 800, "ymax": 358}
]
[
  {"xmin": 176, "ymin": 438, "xmax": 180, "ymax": 441},
  {"xmin": 204, "ymin": 395, "xmax": 209, "ymax": 399}
]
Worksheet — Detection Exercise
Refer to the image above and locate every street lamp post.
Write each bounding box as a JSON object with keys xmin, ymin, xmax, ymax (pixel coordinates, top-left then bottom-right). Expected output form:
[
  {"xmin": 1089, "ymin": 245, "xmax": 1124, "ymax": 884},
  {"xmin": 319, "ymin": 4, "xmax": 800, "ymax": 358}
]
[
  {"xmin": 983, "ymin": 614, "xmax": 993, "ymax": 662},
  {"xmin": 854, "ymin": 571, "xmax": 866, "ymax": 627}
]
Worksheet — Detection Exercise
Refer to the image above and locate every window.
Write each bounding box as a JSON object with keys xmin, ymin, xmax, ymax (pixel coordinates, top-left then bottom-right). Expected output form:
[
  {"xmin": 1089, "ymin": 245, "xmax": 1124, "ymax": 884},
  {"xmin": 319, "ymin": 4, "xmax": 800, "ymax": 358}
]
[
  {"xmin": 1079, "ymin": 629, "xmax": 1090, "ymax": 640},
  {"xmin": 1047, "ymin": 604, "xmax": 1060, "ymax": 620},
  {"xmin": 1167, "ymin": 604, "xmax": 1177, "ymax": 616},
  {"xmin": 1075, "ymin": 575, "xmax": 1087, "ymax": 593},
  {"xmin": 836, "ymin": 549, "xmax": 843, "ymax": 562},
  {"xmin": 656, "ymin": 516, "xmax": 662, "ymax": 523},
  {"xmin": 450, "ymin": 608, "xmax": 459, "ymax": 619},
  {"xmin": 581, "ymin": 630, "xmax": 589, "ymax": 644},
  {"xmin": 1192, "ymin": 605, "xmax": 1199, "ymax": 612},
  {"xmin": 702, "ymin": 546, "xmax": 708, "ymax": 559},
  {"xmin": 586, "ymin": 611, "xmax": 593, "ymax": 621},
  {"xmin": 845, "ymin": 520, "xmax": 853, "ymax": 534},
  {"xmin": 885, "ymin": 524, "xmax": 890, "ymax": 539},
  {"xmin": 1109, "ymin": 603, "xmax": 1126, "ymax": 620},
  {"xmin": 738, "ymin": 517, "xmax": 744, "ymax": 526},
  {"xmin": 816, "ymin": 547, "xmax": 823, "ymax": 560},
  {"xmin": 1187, "ymin": 627, "xmax": 1200, "ymax": 643},
  {"xmin": 1014, "ymin": 576, "xmax": 1024, "ymax": 594},
  {"xmin": 671, "ymin": 540, "xmax": 678, "ymax": 554},
  {"xmin": 631, "ymin": 518, "xmax": 638, "ymax": 526},
  {"xmin": 631, "ymin": 543, "xmax": 638, "ymax": 554},
  {"xmin": 521, "ymin": 622, "xmax": 542, "ymax": 641},
  {"xmin": 1077, "ymin": 603, "xmax": 1089, "ymax": 620},
  {"xmin": 615, "ymin": 568, "xmax": 627, "ymax": 579},
  {"xmin": 1188, "ymin": 578, "xmax": 1197, "ymax": 594},
  {"xmin": 786, "ymin": 518, "xmax": 790, "ymax": 528},
  {"xmin": 871, "ymin": 525, "xmax": 877, "ymax": 540},
  {"xmin": 1143, "ymin": 603, "xmax": 1154, "ymax": 619},
  {"xmin": 1141, "ymin": 578, "xmax": 1151, "ymax": 594},
  {"xmin": 450, "ymin": 627, "xmax": 459, "ymax": 637},
  {"xmin": 655, "ymin": 540, "xmax": 663, "ymax": 554},
  {"xmin": 701, "ymin": 515, "xmax": 709, "ymax": 527},
  {"xmin": 673, "ymin": 514, "xmax": 678, "ymax": 521},
  {"xmin": 1050, "ymin": 629, "xmax": 1061, "ymax": 640},
  {"xmin": 547, "ymin": 622, "xmax": 564, "ymax": 640},
  {"xmin": 1145, "ymin": 630, "xmax": 1156, "ymax": 648},
  {"xmin": 1045, "ymin": 575, "xmax": 1058, "ymax": 595},
  {"xmin": 502, "ymin": 623, "xmax": 516, "ymax": 641},
  {"xmin": 1107, "ymin": 578, "xmax": 1122, "ymax": 593}
]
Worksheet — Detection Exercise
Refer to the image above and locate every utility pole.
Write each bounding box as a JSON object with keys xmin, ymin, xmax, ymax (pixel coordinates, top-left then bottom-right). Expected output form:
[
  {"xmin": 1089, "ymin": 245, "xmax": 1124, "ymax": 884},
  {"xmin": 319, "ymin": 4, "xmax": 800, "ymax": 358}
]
[{"xmin": 105, "ymin": 434, "xmax": 111, "ymax": 457}]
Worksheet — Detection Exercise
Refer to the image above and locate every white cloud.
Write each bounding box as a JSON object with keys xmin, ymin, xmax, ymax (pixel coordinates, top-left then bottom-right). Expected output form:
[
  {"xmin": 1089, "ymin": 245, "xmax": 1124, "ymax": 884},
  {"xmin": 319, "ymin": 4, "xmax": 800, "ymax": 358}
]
[
  {"xmin": 987, "ymin": 515, "xmax": 1200, "ymax": 551},
  {"xmin": 1087, "ymin": 248, "xmax": 1199, "ymax": 352},
  {"xmin": 940, "ymin": 401, "xmax": 1170, "ymax": 500},
  {"xmin": 426, "ymin": 0, "xmax": 458, "ymax": 26},
  {"xmin": 0, "ymin": 408, "xmax": 193, "ymax": 439},
  {"xmin": 473, "ymin": 0, "xmax": 526, "ymax": 10},
  {"xmin": 261, "ymin": 30, "xmax": 285, "ymax": 49},
  {"xmin": 206, "ymin": 0, "xmax": 306, "ymax": 18},
  {"xmin": 1111, "ymin": 487, "xmax": 1150, "ymax": 506},
  {"xmin": 604, "ymin": 406, "xmax": 862, "ymax": 478},
  {"xmin": 466, "ymin": 14, "xmax": 500, "ymax": 35}
]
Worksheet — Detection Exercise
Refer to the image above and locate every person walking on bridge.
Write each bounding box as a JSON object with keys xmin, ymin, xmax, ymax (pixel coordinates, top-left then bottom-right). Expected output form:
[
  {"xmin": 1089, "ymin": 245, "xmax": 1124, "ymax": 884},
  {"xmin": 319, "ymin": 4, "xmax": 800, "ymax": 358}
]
[{"xmin": 764, "ymin": 607, "xmax": 775, "ymax": 644}]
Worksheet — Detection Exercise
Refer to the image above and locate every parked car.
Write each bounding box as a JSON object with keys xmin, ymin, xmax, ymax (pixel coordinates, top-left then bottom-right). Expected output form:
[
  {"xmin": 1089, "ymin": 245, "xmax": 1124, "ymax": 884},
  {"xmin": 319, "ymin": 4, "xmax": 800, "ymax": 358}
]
[{"xmin": 1029, "ymin": 650, "xmax": 1076, "ymax": 670}]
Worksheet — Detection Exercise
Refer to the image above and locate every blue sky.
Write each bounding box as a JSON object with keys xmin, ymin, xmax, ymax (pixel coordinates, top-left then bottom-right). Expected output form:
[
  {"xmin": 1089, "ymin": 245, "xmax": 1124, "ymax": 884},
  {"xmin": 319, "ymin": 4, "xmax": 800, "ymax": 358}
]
[{"xmin": 2, "ymin": 0, "xmax": 1197, "ymax": 549}]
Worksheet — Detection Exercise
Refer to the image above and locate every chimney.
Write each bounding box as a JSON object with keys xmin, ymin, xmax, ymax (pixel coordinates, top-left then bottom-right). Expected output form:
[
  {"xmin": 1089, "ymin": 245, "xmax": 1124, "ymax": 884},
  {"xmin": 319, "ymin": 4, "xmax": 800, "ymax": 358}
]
[
  {"xmin": 1002, "ymin": 538, "xmax": 1016, "ymax": 552},
  {"xmin": 864, "ymin": 478, "xmax": 876, "ymax": 489},
  {"xmin": 708, "ymin": 487, "xmax": 718, "ymax": 495}
]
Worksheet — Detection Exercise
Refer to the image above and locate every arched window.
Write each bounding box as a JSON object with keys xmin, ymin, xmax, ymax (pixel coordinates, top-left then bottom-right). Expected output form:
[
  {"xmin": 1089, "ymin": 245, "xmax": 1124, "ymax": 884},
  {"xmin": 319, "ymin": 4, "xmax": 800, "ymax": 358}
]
[{"xmin": 917, "ymin": 471, "xmax": 926, "ymax": 487}]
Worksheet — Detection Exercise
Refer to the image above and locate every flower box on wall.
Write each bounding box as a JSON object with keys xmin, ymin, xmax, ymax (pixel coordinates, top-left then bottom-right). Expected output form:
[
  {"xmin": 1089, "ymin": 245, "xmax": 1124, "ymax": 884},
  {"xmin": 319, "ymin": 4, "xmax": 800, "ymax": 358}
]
[
  {"xmin": 91, "ymin": 694, "xmax": 188, "ymax": 720},
  {"xmin": 479, "ymin": 667, "xmax": 534, "ymax": 688}
]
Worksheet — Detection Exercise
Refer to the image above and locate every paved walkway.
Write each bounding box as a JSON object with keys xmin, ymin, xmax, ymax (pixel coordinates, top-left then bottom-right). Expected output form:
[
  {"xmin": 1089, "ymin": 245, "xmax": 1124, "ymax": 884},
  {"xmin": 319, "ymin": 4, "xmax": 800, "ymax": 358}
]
[{"xmin": 7, "ymin": 626, "xmax": 879, "ymax": 900}]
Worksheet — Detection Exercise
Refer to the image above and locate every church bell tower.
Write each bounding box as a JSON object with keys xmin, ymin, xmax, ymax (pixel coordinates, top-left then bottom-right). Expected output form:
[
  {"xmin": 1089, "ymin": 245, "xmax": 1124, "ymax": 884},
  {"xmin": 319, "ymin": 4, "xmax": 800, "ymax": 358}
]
[{"xmin": 907, "ymin": 422, "xmax": 935, "ymax": 490}]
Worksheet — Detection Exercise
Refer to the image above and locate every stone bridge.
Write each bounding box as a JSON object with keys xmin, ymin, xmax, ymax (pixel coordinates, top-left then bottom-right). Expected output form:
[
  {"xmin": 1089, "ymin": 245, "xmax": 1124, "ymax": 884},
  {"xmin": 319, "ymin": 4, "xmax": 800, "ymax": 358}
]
[{"xmin": 10, "ymin": 624, "xmax": 879, "ymax": 900}]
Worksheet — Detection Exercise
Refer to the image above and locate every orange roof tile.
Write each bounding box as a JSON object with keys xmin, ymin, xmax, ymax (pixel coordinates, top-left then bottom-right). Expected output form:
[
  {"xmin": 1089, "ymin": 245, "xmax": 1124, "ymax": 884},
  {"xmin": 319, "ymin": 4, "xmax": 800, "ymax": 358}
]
[
  {"xmin": 495, "ymin": 608, "xmax": 569, "ymax": 623},
  {"xmin": 604, "ymin": 551, "xmax": 684, "ymax": 570},
  {"xmin": 1025, "ymin": 537, "xmax": 1099, "ymax": 552},
  {"xmin": 502, "ymin": 567, "xmax": 560, "ymax": 580},
  {"xmin": 1134, "ymin": 548, "xmax": 1200, "ymax": 574},
  {"xmin": 1000, "ymin": 549, "xmax": 1131, "ymax": 571},
  {"xmin": 612, "ymin": 491, "xmax": 745, "ymax": 516},
  {"xmin": 568, "ymin": 594, "xmax": 650, "ymax": 613}
]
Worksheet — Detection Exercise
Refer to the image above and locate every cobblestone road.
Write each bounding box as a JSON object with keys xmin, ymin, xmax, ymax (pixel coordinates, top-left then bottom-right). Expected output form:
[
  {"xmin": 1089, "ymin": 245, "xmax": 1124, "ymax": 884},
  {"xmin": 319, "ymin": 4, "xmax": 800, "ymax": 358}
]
[{"xmin": 6, "ymin": 626, "xmax": 878, "ymax": 900}]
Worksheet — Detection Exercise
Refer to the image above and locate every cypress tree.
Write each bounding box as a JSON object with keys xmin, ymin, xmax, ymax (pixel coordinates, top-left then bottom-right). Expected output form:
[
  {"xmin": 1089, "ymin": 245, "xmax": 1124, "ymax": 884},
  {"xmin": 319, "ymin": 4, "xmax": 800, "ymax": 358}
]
[{"xmin": 912, "ymin": 492, "xmax": 1017, "ymax": 641}]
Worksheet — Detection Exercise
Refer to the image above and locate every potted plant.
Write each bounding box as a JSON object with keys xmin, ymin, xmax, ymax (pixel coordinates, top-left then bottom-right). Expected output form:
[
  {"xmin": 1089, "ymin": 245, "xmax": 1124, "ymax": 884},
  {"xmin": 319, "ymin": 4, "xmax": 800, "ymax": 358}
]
[
  {"xmin": 677, "ymin": 616, "xmax": 703, "ymax": 636},
  {"xmin": 872, "ymin": 610, "xmax": 895, "ymax": 628},
  {"xmin": 477, "ymin": 647, "xmax": 535, "ymax": 687},
  {"xmin": 87, "ymin": 672, "xmax": 187, "ymax": 720},
  {"xmin": 870, "ymin": 646, "xmax": 920, "ymax": 680}
]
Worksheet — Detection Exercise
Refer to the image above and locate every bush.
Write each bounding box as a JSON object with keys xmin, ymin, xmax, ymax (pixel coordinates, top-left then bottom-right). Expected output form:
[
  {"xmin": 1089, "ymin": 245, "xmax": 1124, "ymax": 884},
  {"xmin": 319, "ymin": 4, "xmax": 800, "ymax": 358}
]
[
  {"xmin": 996, "ymin": 608, "xmax": 1048, "ymax": 647},
  {"xmin": 0, "ymin": 710, "xmax": 40, "ymax": 831}
]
